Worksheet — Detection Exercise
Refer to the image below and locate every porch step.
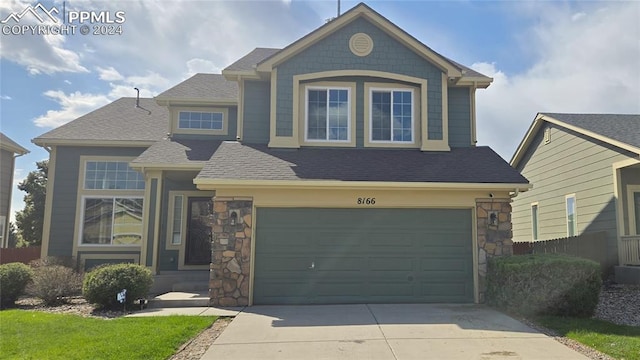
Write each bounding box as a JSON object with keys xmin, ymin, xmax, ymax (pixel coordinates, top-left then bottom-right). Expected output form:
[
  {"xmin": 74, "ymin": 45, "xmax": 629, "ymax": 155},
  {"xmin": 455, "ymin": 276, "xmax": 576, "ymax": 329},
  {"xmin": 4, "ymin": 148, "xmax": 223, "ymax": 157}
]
[
  {"xmin": 172, "ymin": 281, "xmax": 210, "ymax": 292},
  {"xmin": 148, "ymin": 291, "xmax": 210, "ymax": 308},
  {"xmin": 151, "ymin": 270, "xmax": 210, "ymax": 294}
]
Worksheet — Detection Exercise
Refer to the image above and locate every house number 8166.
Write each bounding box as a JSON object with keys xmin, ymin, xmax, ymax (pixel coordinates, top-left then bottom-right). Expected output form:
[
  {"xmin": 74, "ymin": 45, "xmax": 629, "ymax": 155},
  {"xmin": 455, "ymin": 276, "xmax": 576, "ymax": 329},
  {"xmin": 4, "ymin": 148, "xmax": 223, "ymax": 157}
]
[{"xmin": 357, "ymin": 197, "xmax": 376, "ymax": 205}]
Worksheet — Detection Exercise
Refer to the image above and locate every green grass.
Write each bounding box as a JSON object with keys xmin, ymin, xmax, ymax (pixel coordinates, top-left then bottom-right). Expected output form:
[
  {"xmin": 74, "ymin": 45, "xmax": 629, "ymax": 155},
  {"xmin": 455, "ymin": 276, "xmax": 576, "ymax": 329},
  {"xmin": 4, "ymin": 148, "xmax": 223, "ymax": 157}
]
[
  {"xmin": 0, "ymin": 310, "xmax": 217, "ymax": 360},
  {"xmin": 535, "ymin": 316, "xmax": 640, "ymax": 360}
]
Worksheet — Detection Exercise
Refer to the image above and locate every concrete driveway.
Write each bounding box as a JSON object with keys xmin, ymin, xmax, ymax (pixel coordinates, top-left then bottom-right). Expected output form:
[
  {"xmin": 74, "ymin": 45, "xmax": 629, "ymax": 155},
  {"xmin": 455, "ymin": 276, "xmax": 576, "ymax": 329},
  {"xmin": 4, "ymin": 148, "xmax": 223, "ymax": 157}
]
[{"xmin": 201, "ymin": 304, "xmax": 588, "ymax": 360}]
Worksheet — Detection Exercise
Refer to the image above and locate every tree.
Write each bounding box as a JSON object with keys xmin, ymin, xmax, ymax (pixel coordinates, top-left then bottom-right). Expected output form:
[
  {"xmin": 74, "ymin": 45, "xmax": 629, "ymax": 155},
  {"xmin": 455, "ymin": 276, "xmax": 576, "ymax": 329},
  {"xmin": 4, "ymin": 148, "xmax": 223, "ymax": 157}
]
[
  {"xmin": 7, "ymin": 222, "xmax": 21, "ymax": 248},
  {"xmin": 15, "ymin": 160, "xmax": 47, "ymax": 246}
]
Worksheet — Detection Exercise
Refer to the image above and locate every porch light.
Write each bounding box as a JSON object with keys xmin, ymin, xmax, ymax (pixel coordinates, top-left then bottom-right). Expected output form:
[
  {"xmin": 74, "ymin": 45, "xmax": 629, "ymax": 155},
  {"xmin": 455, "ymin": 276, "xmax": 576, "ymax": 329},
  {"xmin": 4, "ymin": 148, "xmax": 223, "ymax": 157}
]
[{"xmin": 229, "ymin": 211, "xmax": 238, "ymax": 225}]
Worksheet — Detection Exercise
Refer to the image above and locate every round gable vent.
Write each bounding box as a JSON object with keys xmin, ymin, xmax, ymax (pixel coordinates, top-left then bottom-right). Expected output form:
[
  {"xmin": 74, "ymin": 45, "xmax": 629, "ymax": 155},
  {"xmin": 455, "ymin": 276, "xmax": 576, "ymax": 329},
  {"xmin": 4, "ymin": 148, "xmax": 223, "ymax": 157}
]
[{"xmin": 349, "ymin": 33, "xmax": 373, "ymax": 57}]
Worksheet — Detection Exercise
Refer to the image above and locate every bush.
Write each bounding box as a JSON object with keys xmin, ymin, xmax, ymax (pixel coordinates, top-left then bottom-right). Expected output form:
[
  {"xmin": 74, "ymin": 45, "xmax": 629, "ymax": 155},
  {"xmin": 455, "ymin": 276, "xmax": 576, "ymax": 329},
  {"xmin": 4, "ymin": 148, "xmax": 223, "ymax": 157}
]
[
  {"xmin": 27, "ymin": 265, "xmax": 83, "ymax": 305},
  {"xmin": 30, "ymin": 256, "xmax": 78, "ymax": 271},
  {"xmin": 0, "ymin": 262, "xmax": 33, "ymax": 307},
  {"xmin": 82, "ymin": 263, "xmax": 153, "ymax": 309},
  {"xmin": 486, "ymin": 254, "xmax": 602, "ymax": 317}
]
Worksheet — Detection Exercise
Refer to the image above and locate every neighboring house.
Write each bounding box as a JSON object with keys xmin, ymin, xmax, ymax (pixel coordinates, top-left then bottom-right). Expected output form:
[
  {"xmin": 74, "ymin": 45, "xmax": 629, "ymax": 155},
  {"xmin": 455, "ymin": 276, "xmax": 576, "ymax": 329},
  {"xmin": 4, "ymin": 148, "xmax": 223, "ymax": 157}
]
[
  {"xmin": 33, "ymin": 3, "xmax": 529, "ymax": 305},
  {"xmin": 511, "ymin": 113, "xmax": 640, "ymax": 282},
  {"xmin": 0, "ymin": 133, "xmax": 29, "ymax": 248}
]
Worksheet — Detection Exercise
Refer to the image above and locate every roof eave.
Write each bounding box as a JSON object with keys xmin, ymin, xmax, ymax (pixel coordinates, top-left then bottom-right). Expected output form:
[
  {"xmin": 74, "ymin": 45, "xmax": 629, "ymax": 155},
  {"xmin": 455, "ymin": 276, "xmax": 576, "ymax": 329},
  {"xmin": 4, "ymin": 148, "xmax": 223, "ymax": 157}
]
[
  {"xmin": 194, "ymin": 178, "xmax": 531, "ymax": 192},
  {"xmin": 129, "ymin": 162, "xmax": 205, "ymax": 171},
  {"xmin": 154, "ymin": 97, "xmax": 238, "ymax": 106},
  {"xmin": 0, "ymin": 142, "xmax": 29, "ymax": 155},
  {"xmin": 32, "ymin": 138, "xmax": 156, "ymax": 148}
]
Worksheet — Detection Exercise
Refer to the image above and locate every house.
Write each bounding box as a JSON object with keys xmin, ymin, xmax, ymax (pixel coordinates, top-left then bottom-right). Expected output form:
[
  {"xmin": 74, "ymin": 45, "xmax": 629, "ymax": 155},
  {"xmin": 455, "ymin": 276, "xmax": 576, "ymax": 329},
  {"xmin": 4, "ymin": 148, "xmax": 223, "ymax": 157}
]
[
  {"xmin": 0, "ymin": 133, "xmax": 29, "ymax": 248},
  {"xmin": 33, "ymin": 3, "xmax": 530, "ymax": 305},
  {"xmin": 510, "ymin": 113, "xmax": 640, "ymax": 283}
]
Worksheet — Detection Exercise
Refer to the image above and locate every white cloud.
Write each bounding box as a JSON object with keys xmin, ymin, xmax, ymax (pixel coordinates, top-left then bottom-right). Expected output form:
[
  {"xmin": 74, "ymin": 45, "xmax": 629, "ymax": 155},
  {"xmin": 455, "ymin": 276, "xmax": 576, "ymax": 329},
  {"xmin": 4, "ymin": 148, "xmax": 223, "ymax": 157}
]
[
  {"xmin": 0, "ymin": 1, "xmax": 88, "ymax": 74},
  {"xmin": 34, "ymin": 90, "xmax": 111, "ymax": 128},
  {"xmin": 474, "ymin": 1, "xmax": 640, "ymax": 160},
  {"xmin": 64, "ymin": 80, "xmax": 72, "ymax": 85},
  {"xmin": 186, "ymin": 58, "xmax": 221, "ymax": 77},
  {"xmin": 1, "ymin": 95, "xmax": 12, "ymax": 100},
  {"xmin": 96, "ymin": 66, "xmax": 124, "ymax": 81}
]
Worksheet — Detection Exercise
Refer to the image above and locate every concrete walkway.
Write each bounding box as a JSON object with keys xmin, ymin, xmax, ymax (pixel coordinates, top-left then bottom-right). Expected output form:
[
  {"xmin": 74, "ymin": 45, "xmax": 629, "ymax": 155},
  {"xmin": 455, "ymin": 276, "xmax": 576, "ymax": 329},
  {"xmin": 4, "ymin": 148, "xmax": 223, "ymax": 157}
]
[{"xmin": 201, "ymin": 304, "xmax": 589, "ymax": 360}]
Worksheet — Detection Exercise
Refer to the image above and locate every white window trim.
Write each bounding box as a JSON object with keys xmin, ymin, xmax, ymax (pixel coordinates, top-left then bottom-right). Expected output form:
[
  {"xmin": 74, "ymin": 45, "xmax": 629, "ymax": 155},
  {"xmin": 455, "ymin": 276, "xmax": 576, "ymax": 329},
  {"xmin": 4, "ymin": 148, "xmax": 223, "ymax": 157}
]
[
  {"xmin": 83, "ymin": 160, "xmax": 145, "ymax": 191},
  {"xmin": 530, "ymin": 202, "xmax": 539, "ymax": 241},
  {"xmin": 170, "ymin": 106, "xmax": 229, "ymax": 136},
  {"xmin": 75, "ymin": 156, "xmax": 145, "ymax": 250},
  {"xmin": 368, "ymin": 87, "xmax": 415, "ymax": 144},
  {"xmin": 0, "ymin": 215, "xmax": 6, "ymax": 247},
  {"xmin": 79, "ymin": 195, "xmax": 144, "ymax": 247},
  {"xmin": 166, "ymin": 193, "xmax": 185, "ymax": 249},
  {"xmin": 304, "ymin": 86, "xmax": 352, "ymax": 143},
  {"xmin": 627, "ymin": 185, "xmax": 640, "ymax": 235},
  {"xmin": 565, "ymin": 194, "xmax": 577, "ymax": 237},
  {"xmin": 177, "ymin": 110, "xmax": 225, "ymax": 131}
]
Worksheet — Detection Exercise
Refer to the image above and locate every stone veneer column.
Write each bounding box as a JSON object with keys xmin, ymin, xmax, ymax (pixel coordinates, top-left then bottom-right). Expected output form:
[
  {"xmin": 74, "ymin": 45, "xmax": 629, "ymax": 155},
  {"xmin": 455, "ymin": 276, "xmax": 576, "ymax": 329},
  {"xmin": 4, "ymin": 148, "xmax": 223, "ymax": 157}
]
[
  {"xmin": 476, "ymin": 198, "xmax": 513, "ymax": 302},
  {"xmin": 209, "ymin": 197, "xmax": 252, "ymax": 306}
]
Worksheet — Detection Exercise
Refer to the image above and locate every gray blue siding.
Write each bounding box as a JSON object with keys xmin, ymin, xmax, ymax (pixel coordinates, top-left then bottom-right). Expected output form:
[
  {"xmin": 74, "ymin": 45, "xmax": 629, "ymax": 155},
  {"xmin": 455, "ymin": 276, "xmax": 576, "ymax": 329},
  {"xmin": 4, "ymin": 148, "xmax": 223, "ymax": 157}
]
[
  {"xmin": 146, "ymin": 179, "xmax": 158, "ymax": 266},
  {"xmin": 511, "ymin": 125, "xmax": 638, "ymax": 269},
  {"xmin": 47, "ymin": 146, "xmax": 146, "ymax": 257},
  {"xmin": 275, "ymin": 17, "xmax": 444, "ymax": 140},
  {"xmin": 243, "ymin": 81, "xmax": 271, "ymax": 144},
  {"xmin": 447, "ymin": 87, "xmax": 471, "ymax": 147}
]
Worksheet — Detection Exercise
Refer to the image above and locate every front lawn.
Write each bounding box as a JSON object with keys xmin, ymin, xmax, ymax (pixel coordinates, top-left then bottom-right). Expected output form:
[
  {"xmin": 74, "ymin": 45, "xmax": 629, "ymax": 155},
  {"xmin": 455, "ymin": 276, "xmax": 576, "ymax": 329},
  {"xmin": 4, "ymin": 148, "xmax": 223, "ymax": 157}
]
[
  {"xmin": 536, "ymin": 316, "xmax": 640, "ymax": 360},
  {"xmin": 0, "ymin": 310, "xmax": 217, "ymax": 360}
]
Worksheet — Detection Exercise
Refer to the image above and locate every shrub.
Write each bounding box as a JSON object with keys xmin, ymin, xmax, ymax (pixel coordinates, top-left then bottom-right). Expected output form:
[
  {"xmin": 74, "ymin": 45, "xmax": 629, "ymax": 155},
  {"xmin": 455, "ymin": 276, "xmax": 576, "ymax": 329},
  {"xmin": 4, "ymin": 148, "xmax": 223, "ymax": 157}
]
[
  {"xmin": 27, "ymin": 265, "xmax": 83, "ymax": 305},
  {"xmin": 486, "ymin": 254, "xmax": 601, "ymax": 317},
  {"xmin": 0, "ymin": 262, "xmax": 33, "ymax": 307},
  {"xmin": 82, "ymin": 263, "xmax": 153, "ymax": 309},
  {"xmin": 30, "ymin": 256, "xmax": 78, "ymax": 271}
]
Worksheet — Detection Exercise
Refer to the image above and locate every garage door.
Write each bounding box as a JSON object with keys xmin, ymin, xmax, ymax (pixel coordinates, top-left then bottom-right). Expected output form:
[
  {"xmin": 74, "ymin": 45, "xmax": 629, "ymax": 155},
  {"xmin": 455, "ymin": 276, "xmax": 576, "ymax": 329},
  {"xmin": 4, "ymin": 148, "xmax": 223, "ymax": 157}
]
[{"xmin": 254, "ymin": 208, "xmax": 473, "ymax": 304}]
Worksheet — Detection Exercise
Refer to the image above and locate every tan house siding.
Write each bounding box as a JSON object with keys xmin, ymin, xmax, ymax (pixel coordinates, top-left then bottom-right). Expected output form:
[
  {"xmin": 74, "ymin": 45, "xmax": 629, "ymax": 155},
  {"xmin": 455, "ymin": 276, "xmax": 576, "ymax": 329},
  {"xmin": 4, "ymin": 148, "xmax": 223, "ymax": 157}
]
[{"xmin": 512, "ymin": 124, "xmax": 636, "ymax": 269}]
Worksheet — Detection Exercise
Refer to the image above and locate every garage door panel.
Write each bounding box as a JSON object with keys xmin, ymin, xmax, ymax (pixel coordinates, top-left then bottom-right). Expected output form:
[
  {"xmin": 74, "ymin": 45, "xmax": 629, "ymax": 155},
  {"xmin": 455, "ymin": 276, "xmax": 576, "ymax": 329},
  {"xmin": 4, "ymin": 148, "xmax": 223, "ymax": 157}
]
[{"xmin": 254, "ymin": 208, "xmax": 473, "ymax": 304}]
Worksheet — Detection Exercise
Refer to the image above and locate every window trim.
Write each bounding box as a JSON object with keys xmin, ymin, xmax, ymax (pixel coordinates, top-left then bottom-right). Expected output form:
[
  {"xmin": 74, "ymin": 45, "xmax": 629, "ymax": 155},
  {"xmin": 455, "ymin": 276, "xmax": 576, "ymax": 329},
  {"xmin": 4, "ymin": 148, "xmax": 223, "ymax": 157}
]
[
  {"xmin": 368, "ymin": 87, "xmax": 415, "ymax": 144},
  {"xmin": 75, "ymin": 156, "xmax": 145, "ymax": 250},
  {"xmin": 364, "ymin": 82, "xmax": 421, "ymax": 148},
  {"xmin": 531, "ymin": 202, "xmax": 539, "ymax": 241},
  {"xmin": 0, "ymin": 215, "xmax": 6, "ymax": 247},
  {"xmin": 170, "ymin": 106, "xmax": 229, "ymax": 136},
  {"xmin": 565, "ymin": 194, "xmax": 577, "ymax": 237},
  {"xmin": 627, "ymin": 185, "xmax": 640, "ymax": 235},
  {"xmin": 79, "ymin": 195, "xmax": 144, "ymax": 247},
  {"xmin": 177, "ymin": 110, "xmax": 225, "ymax": 131},
  {"xmin": 303, "ymin": 85, "xmax": 353, "ymax": 144}
]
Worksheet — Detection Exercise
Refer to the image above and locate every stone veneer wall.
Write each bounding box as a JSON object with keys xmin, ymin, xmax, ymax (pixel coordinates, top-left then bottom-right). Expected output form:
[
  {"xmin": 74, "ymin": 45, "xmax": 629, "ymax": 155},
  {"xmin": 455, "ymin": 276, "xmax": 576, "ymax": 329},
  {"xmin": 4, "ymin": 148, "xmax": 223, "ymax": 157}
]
[
  {"xmin": 476, "ymin": 198, "xmax": 513, "ymax": 302},
  {"xmin": 209, "ymin": 197, "xmax": 252, "ymax": 306}
]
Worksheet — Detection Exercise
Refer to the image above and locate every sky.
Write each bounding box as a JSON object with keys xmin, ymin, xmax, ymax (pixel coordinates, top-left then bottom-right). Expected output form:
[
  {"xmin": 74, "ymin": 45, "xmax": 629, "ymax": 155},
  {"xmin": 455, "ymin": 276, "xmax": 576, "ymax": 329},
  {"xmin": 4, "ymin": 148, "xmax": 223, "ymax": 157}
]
[{"xmin": 1, "ymin": 0, "xmax": 639, "ymax": 222}]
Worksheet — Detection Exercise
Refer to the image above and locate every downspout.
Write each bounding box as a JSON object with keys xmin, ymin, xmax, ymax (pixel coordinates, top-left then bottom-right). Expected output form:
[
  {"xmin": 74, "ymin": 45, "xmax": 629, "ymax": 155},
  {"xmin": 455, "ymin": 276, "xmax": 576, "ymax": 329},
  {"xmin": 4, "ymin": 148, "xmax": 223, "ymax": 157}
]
[
  {"xmin": 471, "ymin": 81, "xmax": 478, "ymax": 146},
  {"xmin": 4, "ymin": 149, "xmax": 29, "ymax": 247}
]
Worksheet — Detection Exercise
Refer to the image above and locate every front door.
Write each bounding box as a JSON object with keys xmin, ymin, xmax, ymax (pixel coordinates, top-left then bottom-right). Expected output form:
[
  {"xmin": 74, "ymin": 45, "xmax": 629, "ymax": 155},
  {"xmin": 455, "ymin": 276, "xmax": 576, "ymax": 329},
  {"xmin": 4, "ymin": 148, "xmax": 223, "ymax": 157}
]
[{"xmin": 185, "ymin": 197, "xmax": 213, "ymax": 265}]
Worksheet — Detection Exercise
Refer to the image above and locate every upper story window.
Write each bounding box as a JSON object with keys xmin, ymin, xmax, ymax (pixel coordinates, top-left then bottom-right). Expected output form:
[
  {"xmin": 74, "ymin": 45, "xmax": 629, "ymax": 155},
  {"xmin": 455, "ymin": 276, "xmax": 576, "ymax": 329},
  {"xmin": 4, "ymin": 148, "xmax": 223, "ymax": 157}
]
[
  {"xmin": 305, "ymin": 87, "xmax": 351, "ymax": 142},
  {"xmin": 179, "ymin": 111, "xmax": 224, "ymax": 130},
  {"xmin": 84, "ymin": 161, "xmax": 145, "ymax": 190},
  {"xmin": 370, "ymin": 89, "xmax": 413, "ymax": 143}
]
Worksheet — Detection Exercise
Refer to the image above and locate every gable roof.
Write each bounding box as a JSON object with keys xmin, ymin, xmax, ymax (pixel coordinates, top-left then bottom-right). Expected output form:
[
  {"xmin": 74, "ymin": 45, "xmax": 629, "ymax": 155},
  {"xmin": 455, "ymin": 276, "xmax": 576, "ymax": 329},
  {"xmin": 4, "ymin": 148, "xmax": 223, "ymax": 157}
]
[
  {"xmin": 223, "ymin": 3, "xmax": 491, "ymax": 86},
  {"xmin": 195, "ymin": 142, "xmax": 529, "ymax": 188},
  {"xmin": 155, "ymin": 73, "xmax": 238, "ymax": 104},
  {"xmin": 32, "ymin": 98, "xmax": 168, "ymax": 146},
  {"xmin": 224, "ymin": 48, "xmax": 281, "ymax": 72},
  {"xmin": 510, "ymin": 113, "xmax": 640, "ymax": 167},
  {"xmin": 0, "ymin": 133, "xmax": 29, "ymax": 155}
]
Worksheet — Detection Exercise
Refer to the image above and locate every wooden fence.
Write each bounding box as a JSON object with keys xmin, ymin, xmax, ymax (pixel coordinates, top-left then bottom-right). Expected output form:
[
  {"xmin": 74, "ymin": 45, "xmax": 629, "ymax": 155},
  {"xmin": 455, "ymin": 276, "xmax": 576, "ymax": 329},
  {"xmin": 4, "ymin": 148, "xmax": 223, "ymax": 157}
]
[
  {"xmin": 513, "ymin": 231, "xmax": 608, "ymax": 270},
  {"xmin": 0, "ymin": 246, "xmax": 41, "ymax": 265}
]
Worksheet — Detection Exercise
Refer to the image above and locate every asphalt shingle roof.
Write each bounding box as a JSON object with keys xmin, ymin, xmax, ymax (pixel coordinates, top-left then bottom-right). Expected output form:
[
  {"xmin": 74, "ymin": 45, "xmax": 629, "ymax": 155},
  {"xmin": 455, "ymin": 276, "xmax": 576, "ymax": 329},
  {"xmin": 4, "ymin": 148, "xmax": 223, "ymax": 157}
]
[
  {"xmin": 33, "ymin": 98, "xmax": 168, "ymax": 143},
  {"xmin": 155, "ymin": 74, "xmax": 238, "ymax": 101},
  {"xmin": 132, "ymin": 138, "xmax": 222, "ymax": 166},
  {"xmin": 224, "ymin": 48, "xmax": 281, "ymax": 72},
  {"xmin": 196, "ymin": 142, "xmax": 528, "ymax": 184},
  {"xmin": 543, "ymin": 113, "xmax": 640, "ymax": 149},
  {"xmin": 0, "ymin": 133, "xmax": 29, "ymax": 154}
]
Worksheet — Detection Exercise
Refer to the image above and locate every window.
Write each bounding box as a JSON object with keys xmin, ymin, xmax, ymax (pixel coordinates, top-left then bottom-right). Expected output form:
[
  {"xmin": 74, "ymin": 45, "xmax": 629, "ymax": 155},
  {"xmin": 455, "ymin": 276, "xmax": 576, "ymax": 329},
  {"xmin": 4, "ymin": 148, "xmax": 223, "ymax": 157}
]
[
  {"xmin": 531, "ymin": 204, "xmax": 539, "ymax": 240},
  {"xmin": 370, "ymin": 89, "xmax": 413, "ymax": 142},
  {"xmin": 84, "ymin": 161, "xmax": 145, "ymax": 190},
  {"xmin": 81, "ymin": 197, "xmax": 143, "ymax": 245},
  {"xmin": 171, "ymin": 195, "xmax": 183, "ymax": 245},
  {"xmin": 178, "ymin": 111, "xmax": 223, "ymax": 130},
  {"xmin": 635, "ymin": 192, "xmax": 640, "ymax": 234},
  {"xmin": 566, "ymin": 195, "xmax": 577, "ymax": 237},
  {"xmin": 305, "ymin": 87, "xmax": 350, "ymax": 141}
]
